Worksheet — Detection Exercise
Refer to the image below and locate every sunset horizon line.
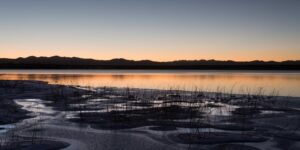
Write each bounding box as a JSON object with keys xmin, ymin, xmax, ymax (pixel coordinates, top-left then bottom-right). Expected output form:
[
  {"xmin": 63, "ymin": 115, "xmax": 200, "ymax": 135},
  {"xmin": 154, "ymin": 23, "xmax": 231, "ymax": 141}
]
[{"xmin": 1, "ymin": 55, "xmax": 299, "ymax": 63}]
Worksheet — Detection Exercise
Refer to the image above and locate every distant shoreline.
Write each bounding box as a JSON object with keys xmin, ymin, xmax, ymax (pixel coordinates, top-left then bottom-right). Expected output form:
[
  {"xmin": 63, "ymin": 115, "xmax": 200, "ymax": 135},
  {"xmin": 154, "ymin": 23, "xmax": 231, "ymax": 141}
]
[
  {"xmin": 1, "ymin": 56, "xmax": 299, "ymax": 70},
  {"xmin": 1, "ymin": 69, "xmax": 300, "ymax": 73},
  {"xmin": 0, "ymin": 67, "xmax": 299, "ymax": 70}
]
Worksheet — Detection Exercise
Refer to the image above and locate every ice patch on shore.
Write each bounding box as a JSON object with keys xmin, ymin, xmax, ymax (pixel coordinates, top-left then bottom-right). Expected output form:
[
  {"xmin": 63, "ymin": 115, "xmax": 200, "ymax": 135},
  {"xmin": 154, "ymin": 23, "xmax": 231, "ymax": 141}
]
[
  {"xmin": 14, "ymin": 99, "xmax": 55, "ymax": 115},
  {"xmin": 0, "ymin": 124, "xmax": 15, "ymax": 134}
]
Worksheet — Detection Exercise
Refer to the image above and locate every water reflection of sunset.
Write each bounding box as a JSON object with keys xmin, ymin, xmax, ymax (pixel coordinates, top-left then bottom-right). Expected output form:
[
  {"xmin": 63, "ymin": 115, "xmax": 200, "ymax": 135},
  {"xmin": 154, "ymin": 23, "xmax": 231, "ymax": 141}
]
[{"xmin": 0, "ymin": 71, "xmax": 299, "ymax": 97}]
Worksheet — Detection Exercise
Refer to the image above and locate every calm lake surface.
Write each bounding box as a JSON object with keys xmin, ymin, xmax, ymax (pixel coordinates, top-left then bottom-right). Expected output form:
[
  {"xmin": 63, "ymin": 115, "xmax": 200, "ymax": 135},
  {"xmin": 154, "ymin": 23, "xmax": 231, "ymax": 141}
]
[{"xmin": 0, "ymin": 70, "xmax": 299, "ymax": 97}]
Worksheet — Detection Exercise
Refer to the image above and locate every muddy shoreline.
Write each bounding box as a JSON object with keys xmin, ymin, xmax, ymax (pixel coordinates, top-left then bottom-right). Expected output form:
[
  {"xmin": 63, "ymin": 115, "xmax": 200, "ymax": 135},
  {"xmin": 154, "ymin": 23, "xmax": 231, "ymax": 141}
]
[{"xmin": 0, "ymin": 80, "xmax": 300, "ymax": 150}]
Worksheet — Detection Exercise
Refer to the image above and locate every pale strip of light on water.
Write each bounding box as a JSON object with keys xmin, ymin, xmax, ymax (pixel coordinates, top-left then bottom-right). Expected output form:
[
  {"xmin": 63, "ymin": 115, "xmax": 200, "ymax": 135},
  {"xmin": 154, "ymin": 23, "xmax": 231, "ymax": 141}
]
[{"xmin": 0, "ymin": 70, "xmax": 299, "ymax": 97}]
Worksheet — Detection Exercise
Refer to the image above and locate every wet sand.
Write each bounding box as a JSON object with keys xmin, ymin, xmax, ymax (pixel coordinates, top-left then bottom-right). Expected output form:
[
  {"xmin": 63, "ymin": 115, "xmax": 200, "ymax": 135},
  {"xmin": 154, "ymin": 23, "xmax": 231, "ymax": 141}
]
[{"xmin": 1, "ymin": 80, "xmax": 300, "ymax": 150}]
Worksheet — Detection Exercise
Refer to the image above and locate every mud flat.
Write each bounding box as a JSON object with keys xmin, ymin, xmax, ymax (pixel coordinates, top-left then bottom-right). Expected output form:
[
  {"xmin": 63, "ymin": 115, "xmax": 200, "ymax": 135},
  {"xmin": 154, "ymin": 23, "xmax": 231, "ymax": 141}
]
[
  {"xmin": 0, "ymin": 138, "xmax": 69, "ymax": 150},
  {"xmin": 0, "ymin": 80, "xmax": 300, "ymax": 150}
]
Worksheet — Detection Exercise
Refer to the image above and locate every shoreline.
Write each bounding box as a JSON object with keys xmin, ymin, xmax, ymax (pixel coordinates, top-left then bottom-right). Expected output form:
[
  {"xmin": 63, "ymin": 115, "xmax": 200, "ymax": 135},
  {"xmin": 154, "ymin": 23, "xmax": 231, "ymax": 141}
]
[{"xmin": 0, "ymin": 80, "xmax": 300, "ymax": 150}]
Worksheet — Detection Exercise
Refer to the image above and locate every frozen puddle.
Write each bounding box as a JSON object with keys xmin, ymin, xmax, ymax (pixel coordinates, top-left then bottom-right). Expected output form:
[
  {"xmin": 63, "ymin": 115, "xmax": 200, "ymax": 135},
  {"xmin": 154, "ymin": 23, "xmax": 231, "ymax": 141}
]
[
  {"xmin": 14, "ymin": 99, "xmax": 56, "ymax": 117},
  {"xmin": 0, "ymin": 124, "xmax": 15, "ymax": 134},
  {"xmin": 1, "ymin": 99, "xmax": 55, "ymax": 134}
]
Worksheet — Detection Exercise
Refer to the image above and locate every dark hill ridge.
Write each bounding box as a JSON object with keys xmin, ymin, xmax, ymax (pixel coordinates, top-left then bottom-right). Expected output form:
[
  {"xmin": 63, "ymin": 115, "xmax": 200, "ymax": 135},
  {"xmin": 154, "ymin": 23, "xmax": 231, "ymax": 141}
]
[{"xmin": 0, "ymin": 56, "xmax": 299, "ymax": 70}]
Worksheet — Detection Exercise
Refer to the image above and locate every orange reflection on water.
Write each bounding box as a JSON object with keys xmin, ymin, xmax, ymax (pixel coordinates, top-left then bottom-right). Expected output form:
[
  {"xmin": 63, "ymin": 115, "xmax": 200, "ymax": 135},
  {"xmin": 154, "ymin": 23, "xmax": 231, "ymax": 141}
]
[{"xmin": 0, "ymin": 70, "xmax": 299, "ymax": 97}]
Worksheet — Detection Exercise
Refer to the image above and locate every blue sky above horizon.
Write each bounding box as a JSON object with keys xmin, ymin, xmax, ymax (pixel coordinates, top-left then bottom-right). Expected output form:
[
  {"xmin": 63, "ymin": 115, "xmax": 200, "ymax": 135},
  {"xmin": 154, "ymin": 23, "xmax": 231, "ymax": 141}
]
[{"xmin": 0, "ymin": 0, "xmax": 300, "ymax": 61}]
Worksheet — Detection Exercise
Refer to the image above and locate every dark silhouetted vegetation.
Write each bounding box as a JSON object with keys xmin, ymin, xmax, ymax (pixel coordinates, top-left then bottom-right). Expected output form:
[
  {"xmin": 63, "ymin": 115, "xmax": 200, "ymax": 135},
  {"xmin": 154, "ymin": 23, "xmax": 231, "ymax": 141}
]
[{"xmin": 0, "ymin": 56, "xmax": 299, "ymax": 70}]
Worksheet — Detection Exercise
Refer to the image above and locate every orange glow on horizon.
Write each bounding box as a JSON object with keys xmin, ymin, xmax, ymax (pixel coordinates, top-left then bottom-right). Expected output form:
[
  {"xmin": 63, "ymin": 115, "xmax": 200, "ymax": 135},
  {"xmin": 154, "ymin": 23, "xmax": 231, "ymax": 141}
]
[{"xmin": 1, "ymin": 49, "xmax": 299, "ymax": 62}]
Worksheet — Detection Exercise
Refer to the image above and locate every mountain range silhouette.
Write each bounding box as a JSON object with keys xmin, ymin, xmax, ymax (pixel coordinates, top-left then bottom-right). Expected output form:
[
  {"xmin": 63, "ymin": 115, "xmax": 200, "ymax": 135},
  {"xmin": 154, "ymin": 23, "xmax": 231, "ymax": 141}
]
[{"xmin": 0, "ymin": 56, "xmax": 299, "ymax": 70}]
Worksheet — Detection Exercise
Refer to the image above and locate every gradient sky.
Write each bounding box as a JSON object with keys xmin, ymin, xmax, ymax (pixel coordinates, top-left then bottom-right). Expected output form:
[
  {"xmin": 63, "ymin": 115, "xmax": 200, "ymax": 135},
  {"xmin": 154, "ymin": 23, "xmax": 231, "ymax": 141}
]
[{"xmin": 0, "ymin": 0, "xmax": 300, "ymax": 61}]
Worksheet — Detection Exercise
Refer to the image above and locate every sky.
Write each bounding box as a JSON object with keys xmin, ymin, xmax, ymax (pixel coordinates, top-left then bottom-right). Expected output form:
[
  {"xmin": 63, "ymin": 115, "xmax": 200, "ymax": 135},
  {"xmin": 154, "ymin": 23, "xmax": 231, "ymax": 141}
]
[{"xmin": 0, "ymin": 0, "xmax": 300, "ymax": 61}]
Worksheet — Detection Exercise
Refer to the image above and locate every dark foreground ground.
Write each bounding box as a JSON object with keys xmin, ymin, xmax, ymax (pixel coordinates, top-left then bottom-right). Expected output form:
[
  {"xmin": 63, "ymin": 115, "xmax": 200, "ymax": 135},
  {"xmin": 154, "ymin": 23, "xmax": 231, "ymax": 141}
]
[{"xmin": 0, "ymin": 80, "xmax": 300, "ymax": 150}]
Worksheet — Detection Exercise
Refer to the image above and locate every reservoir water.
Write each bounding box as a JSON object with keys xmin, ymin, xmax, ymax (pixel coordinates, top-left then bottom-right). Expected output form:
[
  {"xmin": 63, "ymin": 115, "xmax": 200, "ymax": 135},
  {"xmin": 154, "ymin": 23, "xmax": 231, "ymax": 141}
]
[{"xmin": 0, "ymin": 70, "xmax": 299, "ymax": 97}]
